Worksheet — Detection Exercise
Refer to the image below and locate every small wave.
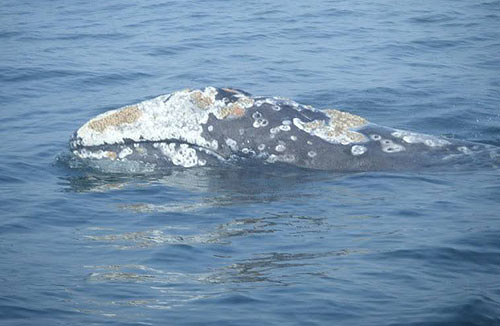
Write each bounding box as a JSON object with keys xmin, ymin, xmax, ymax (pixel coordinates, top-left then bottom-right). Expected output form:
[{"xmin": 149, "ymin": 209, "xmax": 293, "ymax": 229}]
[{"xmin": 379, "ymin": 246, "xmax": 500, "ymax": 270}]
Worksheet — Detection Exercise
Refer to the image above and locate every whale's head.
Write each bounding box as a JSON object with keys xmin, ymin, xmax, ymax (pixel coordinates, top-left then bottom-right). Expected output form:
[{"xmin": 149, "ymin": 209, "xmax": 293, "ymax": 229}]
[{"xmin": 69, "ymin": 87, "xmax": 257, "ymax": 169}]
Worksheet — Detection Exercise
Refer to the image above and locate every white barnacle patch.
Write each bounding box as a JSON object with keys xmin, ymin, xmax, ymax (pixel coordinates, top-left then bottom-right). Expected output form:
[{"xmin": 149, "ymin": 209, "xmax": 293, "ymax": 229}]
[
  {"xmin": 225, "ymin": 138, "xmax": 238, "ymax": 151},
  {"xmin": 252, "ymin": 111, "xmax": 262, "ymax": 119},
  {"xmin": 175, "ymin": 146, "xmax": 198, "ymax": 167},
  {"xmin": 118, "ymin": 147, "xmax": 133, "ymax": 159},
  {"xmin": 252, "ymin": 111, "xmax": 268, "ymax": 128},
  {"xmin": 75, "ymin": 148, "xmax": 117, "ymax": 160},
  {"xmin": 267, "ymin": 154, "xmax": 278, "ymax": 163},
  {"xmin": 280, "ymin": 154, "xmax": 295, "ymax": 162},
  {"xmin": 308, "ymin": 151, "xmax": 317, "ymax": 158},
  {"xmin": 158, "ymin": 142, "xmax": 174, "ymax": 156},
  {"xmin": 158, "ymin": 142, "xmax": 200, "ymax": 167},
  {"xmin": 279, "ymin": 125, "xmax": 291, "ymax": 131},
  {"xmin": 190, "ymin": 125, "xmax": 201, "ymax": 132},
  {"xmin": 270, "ymin": 127, "xmax": 280, "ymax": 135},
  {"xmin": 70, "ymin": 139, "xmax": 81, "ymax": 148},
  {"xmin": 293, "ymin": 118, "xmax": 305, "ymax": 129},
  {"xmin": 265, "ymin": 153, "xmax": 294, "ymax": 164},
  {"xmin": 76, "ymin": 87, "xmax": 225, "ymax": 152},
  {"xmin": 275, "ymin": 144, "xmax": 286, "ymax": 152},
  {"xmin": 290, "ymin": 135, "xmax": 297, "ymax": 141},
  {"xmin": 391, "ymin": 131, "xmax": 403, "ymax": 138},
  {"xmin": 253, "ymin": 118, "xmax": 269, "ymax": 128},
  {"xmin": 265, "ymin": 97, "xmax": 300, "ymax": 109},
  {"xmin": 258, "ymin": 144, "xmax": 266, "ymax": 151},
  {"xmin": 351, "ymin": 145, "xmax": 367, "ymax": 156},
  {"xmin": 307, "ymin": 140, "xmax": 313, "ymax": 145},
  {"xmin": 210, "ymin": 139, "xmax": 219, "ymax": 150},
  {"xmin": 370, "ymin": 134, "xmax": 381, "ymax": 141},
  {"xmin": 208, "ymin": 125, "xmax": 214, "ymax": 132},
  {"xmin": 391, "ymin": 130, "xmax": 450, "ymax": 147},
  {"xmin": 380, "ymin": 139, "xmax": 405, "ymax": 153}
]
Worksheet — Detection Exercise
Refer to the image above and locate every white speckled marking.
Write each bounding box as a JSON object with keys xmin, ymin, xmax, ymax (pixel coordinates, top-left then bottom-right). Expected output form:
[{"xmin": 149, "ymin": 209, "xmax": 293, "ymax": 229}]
[
  {"xmin": 392, "ymin": 130, "xmax": 450, "ymax": 147},
  {"xmin": 225, "ymin": 138, "xmax": 238, "ymax": 151},
  {"xmin": 157, "ymin": 142, "xmax": 201, "ymax": 167},
  {"xmin": 351, "ymin": 145, "xmax": 367, "ymax": 156},
  {"xmin": 308, "ymin": 151, "xmax": 317, "ymax": 158},
  {"xmin": 281, "ymin": 154, "xmax": 295, "ymax": 162},
  {"xmin": 210, "ymin": 139, "xmax": 218, "ymax": 150},
  {"xmin": 253, "ymin": 118, "xmax": 269, "ymax": 128},
  {"xmin": 275, "ymin": 144, "xmax": 286, "ymax": 152},
  {"xmin": 266, "ymin": 154, "xmax": 278, "ymax": 163},
  {"xmin": 118, "ymin": 147, "xmax": 133, "ymax": 159},
  {"xmin": 76, "ymin": 149, "xmax": 116, "ymax": 160},
  {"xmin": 252, "ymin": 112, "xmax": 262, "ymax": 119},
  {"xmin": 380, "ymin": 139, "xmax": 405, "ymax": 153}
]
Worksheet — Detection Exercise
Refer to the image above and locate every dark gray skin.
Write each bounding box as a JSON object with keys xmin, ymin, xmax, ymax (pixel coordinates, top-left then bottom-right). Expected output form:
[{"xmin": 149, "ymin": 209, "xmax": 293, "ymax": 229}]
[
  {"xmin": 70, "ymin": 87, "xmax": 499, "ymax": 172},
  {"xmin": 202, "ymin": 102, "xmax": 491, "ymax": 171}
]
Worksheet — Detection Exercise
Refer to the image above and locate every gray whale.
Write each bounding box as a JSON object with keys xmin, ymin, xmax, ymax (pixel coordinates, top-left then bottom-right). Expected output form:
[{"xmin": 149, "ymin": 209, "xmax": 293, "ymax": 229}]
[{"xmin": 70, "ymin": 87, "xmax": 499, "ymax": 172}]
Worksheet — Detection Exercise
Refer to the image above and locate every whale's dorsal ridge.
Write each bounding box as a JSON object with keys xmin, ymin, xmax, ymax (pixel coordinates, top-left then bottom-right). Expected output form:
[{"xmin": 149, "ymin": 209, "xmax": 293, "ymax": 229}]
[{"xmin": 69, "ymin": 87, "xmax": 496, "ymax": 172}]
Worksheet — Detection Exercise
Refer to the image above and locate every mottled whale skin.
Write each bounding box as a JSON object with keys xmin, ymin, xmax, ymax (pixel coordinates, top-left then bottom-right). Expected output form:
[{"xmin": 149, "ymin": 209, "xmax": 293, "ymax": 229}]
[{"xmin": 69, "ymin": 87, "xmax": 498, "ymax": 172}]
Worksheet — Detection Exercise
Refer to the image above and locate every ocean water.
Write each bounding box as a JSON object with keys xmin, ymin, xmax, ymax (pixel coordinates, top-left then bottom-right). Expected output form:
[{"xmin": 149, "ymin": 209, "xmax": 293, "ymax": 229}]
[{"xmin": 1, "ymin": 0, "xmax": 500, "ymax": 325}]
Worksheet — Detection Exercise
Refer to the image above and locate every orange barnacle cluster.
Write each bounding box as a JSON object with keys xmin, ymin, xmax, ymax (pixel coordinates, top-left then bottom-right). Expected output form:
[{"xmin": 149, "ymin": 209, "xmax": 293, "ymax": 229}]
[
  {"xmin": 190, "ymin": 90, "xmax": 215, "ymax": 109},
  {"xmin": 88, "ymin": 105, "xmax": 142, "ymax": 132},
  {"xmin": 324, "ymin": 109, "xmax": 368, "ymax": 143}
]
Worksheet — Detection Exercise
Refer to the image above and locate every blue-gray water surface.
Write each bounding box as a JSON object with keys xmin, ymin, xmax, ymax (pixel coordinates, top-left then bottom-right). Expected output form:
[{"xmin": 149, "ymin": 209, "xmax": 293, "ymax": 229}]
[{"xmin": 1, "ymin": 0, "xmax": 500, "ymax": 325}]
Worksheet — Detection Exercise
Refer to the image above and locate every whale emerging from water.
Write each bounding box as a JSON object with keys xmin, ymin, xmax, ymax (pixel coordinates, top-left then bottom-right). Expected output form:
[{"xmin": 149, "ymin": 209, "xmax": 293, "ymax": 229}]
[{"xmin": 70, "ymin": 87, "xmax": 498, "ymax": 172}]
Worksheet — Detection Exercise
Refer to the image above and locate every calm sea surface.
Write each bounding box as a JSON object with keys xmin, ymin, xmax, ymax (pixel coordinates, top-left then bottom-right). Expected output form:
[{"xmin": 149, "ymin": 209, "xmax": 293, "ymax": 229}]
[{"xmin": 1, "ymin": 0, "xmax": 500, "ymax": 325}]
